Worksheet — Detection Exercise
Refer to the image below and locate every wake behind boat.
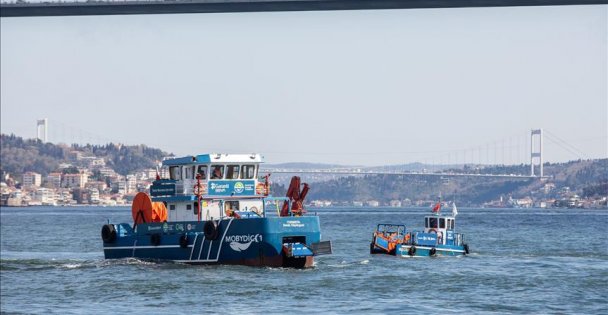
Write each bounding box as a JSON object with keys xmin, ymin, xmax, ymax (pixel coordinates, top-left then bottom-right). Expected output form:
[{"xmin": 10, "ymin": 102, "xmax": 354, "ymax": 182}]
[
  {"xmin": 370, "ymin": 202, "xmax": 470, "ymax": 257},
  {"xmin": 101, "ymin": 153, "xmax": 332, "ymax": 268}
]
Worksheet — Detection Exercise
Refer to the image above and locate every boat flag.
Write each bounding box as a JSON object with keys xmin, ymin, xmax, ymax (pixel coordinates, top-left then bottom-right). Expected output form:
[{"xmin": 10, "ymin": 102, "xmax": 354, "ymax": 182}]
[{"xmin": 432, "ymin": 201, "xmax": 441, "ymax": 213}]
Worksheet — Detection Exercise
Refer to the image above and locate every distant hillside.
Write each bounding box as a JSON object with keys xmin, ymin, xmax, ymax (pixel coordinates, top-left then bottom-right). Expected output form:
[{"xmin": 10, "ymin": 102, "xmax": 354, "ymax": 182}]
[{"xmin": 0, "ymin": 134, "xmax": 171, "ymax": 177}]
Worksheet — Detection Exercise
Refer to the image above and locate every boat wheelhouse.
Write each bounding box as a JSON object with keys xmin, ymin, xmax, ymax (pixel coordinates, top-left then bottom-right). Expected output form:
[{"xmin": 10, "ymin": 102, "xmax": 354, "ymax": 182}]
[{"xmin": 101, "ymin": 153, "xmax": 331, "ymax": 268}]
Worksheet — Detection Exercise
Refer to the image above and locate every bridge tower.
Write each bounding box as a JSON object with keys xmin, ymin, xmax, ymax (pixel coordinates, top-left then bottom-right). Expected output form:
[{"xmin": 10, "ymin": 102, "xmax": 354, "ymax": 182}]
[
  {"xmin": 36, "ymin": 118, "xmax": 48, "ymax": 142},
  {"xmin": 530, "ymin": 129, "xmax": 543, "ymax": 177}
]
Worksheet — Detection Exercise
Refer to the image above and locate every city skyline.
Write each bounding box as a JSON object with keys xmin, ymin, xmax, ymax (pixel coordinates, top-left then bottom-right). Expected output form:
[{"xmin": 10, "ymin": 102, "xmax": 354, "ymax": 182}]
[{"xmin": 1, "ymin": 5, "xmax": 606, "ymax": 166}]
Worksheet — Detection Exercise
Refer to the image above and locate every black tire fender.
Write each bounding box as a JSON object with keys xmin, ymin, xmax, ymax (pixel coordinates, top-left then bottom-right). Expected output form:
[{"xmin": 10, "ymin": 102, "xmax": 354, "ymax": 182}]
[
  {"xmin": 464, "ymin": 244, "xmax": 470, "ymax": 255},
  {"xmin": 204, "ymin": 220, "xmax": 219, "ymax": 240},
  {"xmin": 179, "ymin": 234, "xmax": 189, "ymax": 248},
  {"xmin": 408, "ymin": 246, "xmax": 416, "ymax": 256},
  {"xmin": 150, "ymin": 233, "xmax": 161, "ymax": 246},
  {"xmin": 429, "ymin": 247, "xmax": 437, "ymax": 256},
  {"xmin": 101, "ymin": 224, "xmax": 116, "ymax": 243}
]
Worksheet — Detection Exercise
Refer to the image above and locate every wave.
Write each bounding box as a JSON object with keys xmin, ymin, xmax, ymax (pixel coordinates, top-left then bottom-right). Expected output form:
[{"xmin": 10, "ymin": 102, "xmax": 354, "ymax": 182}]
[{"xmin": 0, "ymin": 257, "xmax": 162, "ymax": 272}]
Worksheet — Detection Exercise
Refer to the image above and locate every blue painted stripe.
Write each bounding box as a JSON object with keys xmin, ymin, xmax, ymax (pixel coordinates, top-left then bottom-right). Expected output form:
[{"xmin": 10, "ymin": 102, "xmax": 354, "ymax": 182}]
[
  {"xmin": 152, "ymin": 195, "xmax": 197, "ymax": 202},
  {"xmin": 162, "ymin": 154, "xmax": 211, "ymax": 166},
  {"xmin": 195, "ymin": 154, "xmax": 211, "ymax": 163},
  {"xmin": 163, "ymin": 156, "xmax": 196, "ymax": 166}
]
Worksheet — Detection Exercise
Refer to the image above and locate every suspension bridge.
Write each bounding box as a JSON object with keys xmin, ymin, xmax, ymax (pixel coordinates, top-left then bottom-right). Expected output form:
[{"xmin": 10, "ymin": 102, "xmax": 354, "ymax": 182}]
[
  {"xmin": 259, "ymin": 129, "xmax": 599, "ymax": 179},
  {"xmin": 35, "ymin": 118, "xmax": 598, "ymax": 179}
]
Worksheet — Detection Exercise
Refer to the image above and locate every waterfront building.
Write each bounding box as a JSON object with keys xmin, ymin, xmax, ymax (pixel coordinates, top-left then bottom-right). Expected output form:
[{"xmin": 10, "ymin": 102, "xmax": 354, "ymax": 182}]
[
  {"xmin": 126, "ymin": 175, "xmax": 137, "ymax": 194},
  {"xmin": 389, "ymin": 200, "xmax": 402, "ymax": 207},
  {"xmin": 88, "ymin": 188, "xmax": 100, "ymax": 204},
  {"xmin": 98, "ymin": 167, "xmax": 116, "ymax": 177},
  {"xmin": 367, "ymin": 200, "xmax": 380, "ymax": 207},
  {"xmin": 46, "ymin": 172, "xmax": 62, "ymax": 188},
  {"xmin": 63, "ymin": 173, "xmax": 88, "ymax": 188},
  {"xmin": 33, "ymin": 188, "xmax": 56, "ymax": 206},
  {"xmin": 116, "ymin": 181, "xmax": 127, "ymax": 194},
  {"xmin": 22, "ymin": 172, "xmax": 42, "ymax": 188},
  {"xmin": 86, "ymin": 181, "xmax": 108, "ymax": 192}
]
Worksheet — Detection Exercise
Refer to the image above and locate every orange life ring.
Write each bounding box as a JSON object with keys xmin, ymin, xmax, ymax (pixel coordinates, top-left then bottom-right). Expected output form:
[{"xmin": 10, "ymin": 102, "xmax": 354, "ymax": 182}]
[
  {"xmin": 193, "ymin": 182, "xmax": 207, "ymax": 196},
  {"xmin": 256, "ymin": 183, "xmax": 267, "ymax": 195}
]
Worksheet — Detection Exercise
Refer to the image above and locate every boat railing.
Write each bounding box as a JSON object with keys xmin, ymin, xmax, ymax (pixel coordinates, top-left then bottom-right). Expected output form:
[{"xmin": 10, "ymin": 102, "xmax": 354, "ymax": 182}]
[
  {"xmin": 262, "ymin": 196, "xmax": 307, "ymax": 217},
  {"xmin": 454, "ymin": 233, "xmax": 465, "ymax": 246}
]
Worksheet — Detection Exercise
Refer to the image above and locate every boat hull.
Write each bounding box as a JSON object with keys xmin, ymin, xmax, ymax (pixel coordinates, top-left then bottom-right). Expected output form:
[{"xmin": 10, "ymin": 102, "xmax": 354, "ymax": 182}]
[
  {"xmin": 396, "ymin": 244, "xmax": 467, "ymax": 257},
  {"xmin": 102, "ymin": 216, "xmax": 321, "ymax": 268}
]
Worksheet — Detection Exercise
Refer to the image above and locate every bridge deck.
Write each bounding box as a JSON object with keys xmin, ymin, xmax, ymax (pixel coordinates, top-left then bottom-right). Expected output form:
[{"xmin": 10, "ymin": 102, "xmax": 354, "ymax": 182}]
[
  {"xmin": 1, "ymin": 0, "xmax": 605, "ymax": 17},
  {"xmin": 261, "ymin": 169, "xmax": 548, "ymax": 179}
]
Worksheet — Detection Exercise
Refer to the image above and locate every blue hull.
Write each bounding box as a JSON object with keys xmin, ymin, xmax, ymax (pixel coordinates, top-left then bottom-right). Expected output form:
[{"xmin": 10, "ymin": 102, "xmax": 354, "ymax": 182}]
[
  {"xmin": 396, "ymin": 244, "xmax": 468, "ymax": 257},
  {"xmin": 102, "ymin": 216, "xmax": 322, "ymax": 268}
]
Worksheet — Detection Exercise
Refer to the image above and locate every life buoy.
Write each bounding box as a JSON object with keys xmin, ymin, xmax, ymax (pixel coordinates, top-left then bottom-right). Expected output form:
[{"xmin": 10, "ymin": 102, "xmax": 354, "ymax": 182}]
[
  {"xmin": 101, "ymin": 224, "xmax": 116, "ymax": 243},
  {"xmin": 429, "ymin": 247, "xmax": 437, "ymax": 256},
  {"xmin": 179, "ymin": 234, "xmax": 188, "ymax": 248},
  {"xmin": 204, "ymin": 220, "xmax": 219, "ymax": 240},
  {"xmin": 256, "ymin": 183, "xmax": 268, "ymax": 195},
  {"xmin": 408, "ymin": 246, "xmax": 416, "ymax": 256},
  {"xmin": 150, "ymin": 233, "xmax": 161, "ymax": 246},
  {"xmin": 193, "ymin": 182, "xmax": 207, "ymax": 196}
]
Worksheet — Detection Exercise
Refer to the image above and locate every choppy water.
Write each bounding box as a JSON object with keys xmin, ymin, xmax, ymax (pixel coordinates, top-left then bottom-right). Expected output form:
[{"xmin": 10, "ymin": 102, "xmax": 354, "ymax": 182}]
[{"xmin": 1, "ymin": 206, "xmax": 607, "ymax": 314}]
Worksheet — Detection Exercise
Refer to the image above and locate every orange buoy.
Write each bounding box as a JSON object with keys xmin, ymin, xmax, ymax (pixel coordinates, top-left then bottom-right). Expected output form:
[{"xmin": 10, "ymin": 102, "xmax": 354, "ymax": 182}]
[
  {"xmin": 255, "ymin": 183, "xmax": 267, "ymax": 195},
  {"xmin": 132, "ymin": 192, "xmax": 167, "ymax": 224},
  {"xmin": 152, "ymin": 202, "xmax": 168, "ymax": 222}
]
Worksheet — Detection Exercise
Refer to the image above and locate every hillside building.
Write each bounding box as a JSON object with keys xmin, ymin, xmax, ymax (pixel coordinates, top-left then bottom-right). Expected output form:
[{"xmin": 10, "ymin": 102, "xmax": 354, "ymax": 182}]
[{"xmin": 22, "ymin": 172, "xmax": 42, "ymax": 188}]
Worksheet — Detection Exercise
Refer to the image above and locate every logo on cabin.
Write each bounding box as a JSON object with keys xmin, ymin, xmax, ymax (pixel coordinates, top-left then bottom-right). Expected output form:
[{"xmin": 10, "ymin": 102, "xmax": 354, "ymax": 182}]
[
  {"xmin": 234, "ymin": 182, "xmax": 244, "ymax": 193},
  {"xmin": 226, "ymin": 234, "xmax": 262, "ymax": 252}
]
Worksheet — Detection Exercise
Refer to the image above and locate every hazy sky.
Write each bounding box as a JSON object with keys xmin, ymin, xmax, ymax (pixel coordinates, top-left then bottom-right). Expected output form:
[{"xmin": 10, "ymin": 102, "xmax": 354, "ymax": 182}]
[{"xmin": 1, "ymin": 5, "xmax": 606, "ymax": 166}]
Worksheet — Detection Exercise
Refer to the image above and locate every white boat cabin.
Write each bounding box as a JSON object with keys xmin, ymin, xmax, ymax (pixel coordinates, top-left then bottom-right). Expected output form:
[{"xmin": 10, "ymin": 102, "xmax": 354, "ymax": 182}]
[
  {"xmin": 424, "ymin": 215, "xmax": 456, "ymax": 245},
  {"xmin": 152, "ymin": 153, "xmax": 267, "ymax": 222}
]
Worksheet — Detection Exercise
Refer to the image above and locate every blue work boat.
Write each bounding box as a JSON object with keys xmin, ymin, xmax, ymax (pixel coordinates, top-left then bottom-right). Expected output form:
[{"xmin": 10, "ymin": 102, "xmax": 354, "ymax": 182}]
[
  {"xmin": 101, "ymin": 153, "xmax": 332, "ymax": 268},
  {"xmin": 370, "ymin": 203, "xmax": 469, "ymax": 257}
]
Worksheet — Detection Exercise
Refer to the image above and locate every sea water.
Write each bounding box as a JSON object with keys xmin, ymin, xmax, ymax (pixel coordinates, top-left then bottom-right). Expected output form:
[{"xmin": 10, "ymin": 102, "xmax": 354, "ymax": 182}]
[{"xmin": 1, "ymin": 206, "xmax": 607, "ymax": 314}]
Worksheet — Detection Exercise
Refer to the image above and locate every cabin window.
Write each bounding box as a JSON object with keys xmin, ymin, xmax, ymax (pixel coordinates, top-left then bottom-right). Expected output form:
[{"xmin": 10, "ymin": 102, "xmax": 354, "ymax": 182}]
[
  {"xmin": 429, "ymin": 217, "xmax": 438, "ymax": 228},
  {"xmin": 226, "ymin": 201, "xmax": 239, "ymax": 211},
  {"xmin": 169, "ymin": 204, "xmax": 176, "ymax": 210},
  {"xmin": 186, "ymin": 204, "xmax": 192, "ymax": 210},
  {"xmin": 440, "ymin": 218, "xmax": 446, "ymax": 229},
  {"xmin": 241, "ymin": 165, "xmax": 256, "ymax": 179},
  {"xmin": 169, "ymin": 166, "xmax": 181, "ymax": 180},
  {"xmin": 193, "ymin": 202, "xmax": 199, "ymax": 215},
  {"xmin": 226, "ymin": 165, "xmax": 240, "ymax": 179},
  {"xmin": 425, "ymin": 217, "xmax": 429, "ymax": 228},
  {"xmin": 197, "ymin": 165, "xmax": 208, "ymax": 179},
  {"xmin": 450, "ymin": 220, "xmax": 454, "ymax": 230},
  {"xmin": 184, "ymin": 166, "xmax": 195, "ymax": 179},
  {"xmin": 211, "ymin": 165, "xmax": 224, "ymax": 179}
]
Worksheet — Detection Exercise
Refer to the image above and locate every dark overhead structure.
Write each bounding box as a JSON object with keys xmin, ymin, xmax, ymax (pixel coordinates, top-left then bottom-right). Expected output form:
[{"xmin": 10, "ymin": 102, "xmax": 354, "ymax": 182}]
[{"xmin": 1, "ymin": 0, "xmax": 605, "ymax": 17}]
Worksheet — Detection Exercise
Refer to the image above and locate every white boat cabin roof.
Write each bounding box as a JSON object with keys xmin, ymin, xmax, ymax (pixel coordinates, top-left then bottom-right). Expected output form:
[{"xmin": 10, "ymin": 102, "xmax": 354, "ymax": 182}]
[{"xmin": 162, "ymin": 153, "xmax": 263, "ymax": 166}]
